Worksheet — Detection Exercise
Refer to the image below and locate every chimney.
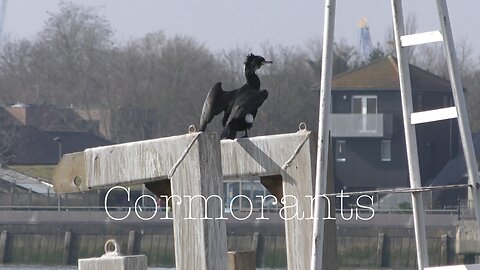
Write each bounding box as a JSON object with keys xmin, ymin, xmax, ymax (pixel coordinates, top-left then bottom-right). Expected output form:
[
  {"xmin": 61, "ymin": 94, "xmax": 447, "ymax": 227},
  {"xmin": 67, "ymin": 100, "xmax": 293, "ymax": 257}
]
[{"xmin": 6, "ymin": 103, "xmax": 30, "ymax": 125}]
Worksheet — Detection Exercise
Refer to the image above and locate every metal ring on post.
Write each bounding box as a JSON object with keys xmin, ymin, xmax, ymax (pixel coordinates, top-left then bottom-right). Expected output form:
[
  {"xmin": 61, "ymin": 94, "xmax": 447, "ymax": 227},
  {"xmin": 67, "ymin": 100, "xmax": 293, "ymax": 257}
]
[
  {"xmin": 188, "ymin": 125, "xmax": 197, "ymax": 134},
  {"xmin": 103, "ymin": 239, "xmax": 120, "ymax": 257},
  {"xmin": 298, "ymin": 122, "xmax": 307, "ymax": 131}
]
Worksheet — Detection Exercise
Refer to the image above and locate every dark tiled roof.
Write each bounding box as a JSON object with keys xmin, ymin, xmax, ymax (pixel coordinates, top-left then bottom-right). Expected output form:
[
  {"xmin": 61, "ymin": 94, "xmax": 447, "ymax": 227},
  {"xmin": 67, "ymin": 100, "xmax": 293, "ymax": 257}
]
[
  {"xmin": 9, "ymin": 126, "xmax": 112, "ymax": 165},
  {"xmin": 331, "ymin": 55, "xmax": 452, "ymax": 92},
  {"xmin": 6, "ymin": 104, "xmax": 97, "ymax": 132}
]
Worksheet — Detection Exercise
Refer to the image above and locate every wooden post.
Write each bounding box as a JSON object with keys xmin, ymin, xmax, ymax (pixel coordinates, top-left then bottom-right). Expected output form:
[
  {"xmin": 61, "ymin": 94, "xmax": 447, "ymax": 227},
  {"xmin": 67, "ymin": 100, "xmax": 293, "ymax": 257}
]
[
  {"xmin": 169, "ymin": 132, "xmax": 227, "ymax": 270},
  {"xmin": 63, "ymin": 230, "xmax": 72, "ymax": 265},
  {"xmin": 127, "ymin": 231, "xmax": 137, "ymax": 255},
  {"xmin": 228, "ymin": 251, "xmax": 256, "ymax": 270},
  {"xmin": 441, "ymin": 234, "xmax": 450, "ymax": 265},
  {"xmin": 252, "ymin": 232, "xmax": 265, "ymax": 267},
  {"xmin": 221, "ymin": 130, "xmax": 314, "ymax": 270},
  {"xmin": 376, "ymin": 233, "xmax": 386, "ymax": 267},
  {"xmin": 0, "ymin": 230, "xmax": 8, "ymax": 263}
]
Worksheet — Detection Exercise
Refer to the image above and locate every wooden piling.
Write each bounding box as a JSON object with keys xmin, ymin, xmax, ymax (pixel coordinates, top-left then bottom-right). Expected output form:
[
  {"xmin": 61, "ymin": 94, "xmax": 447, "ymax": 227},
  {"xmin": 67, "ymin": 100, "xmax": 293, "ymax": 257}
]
[
  {"xmin": 63, "ymin": 230, "xmax": 72, "ymax": 265},
  {"xmin": 376, "ymin": 233, "xmax": 386, "ymax": 267},
  {"xmin": 127, "ymin": 230, "xmax": 137, "ymax": 255},
  {"xmin": 169, "ymin": 132, "xmax": 227, "ymax": 270},
  {"xmin": 228, "ymin": 251, "xmax": 256, "ymax": 270},
  {"xmin": 441, "ymin": 234, "xmax": 450, "ymax": 265},
  {"xmin": 0, "ymin": 230, "xmax": 8, "ymax": 263},
  {"xmin": 221, "ymin": 131, "xmax": 315, "ymax": 269}
]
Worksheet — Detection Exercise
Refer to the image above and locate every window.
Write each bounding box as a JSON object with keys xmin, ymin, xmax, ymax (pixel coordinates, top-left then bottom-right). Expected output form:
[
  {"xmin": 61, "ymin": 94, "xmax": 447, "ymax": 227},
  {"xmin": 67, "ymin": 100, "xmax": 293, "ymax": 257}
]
[
  {"xmin": 336, "ymin": 140, "xmax": 346, "ymax": 162},
  {"xmin": 352, "ymin": 95, "xmax": 378, "ymax": 132},
  {"xmin": 224, "ymin": 178, "xmax": 277, "ymax": 211},
  {"xmin": 351, "ymin": 96, "xmax": 377, "ymax": 114},
  {"xmin": 381, "ymin": 140, "xmax": 391, "ymax": 162}
]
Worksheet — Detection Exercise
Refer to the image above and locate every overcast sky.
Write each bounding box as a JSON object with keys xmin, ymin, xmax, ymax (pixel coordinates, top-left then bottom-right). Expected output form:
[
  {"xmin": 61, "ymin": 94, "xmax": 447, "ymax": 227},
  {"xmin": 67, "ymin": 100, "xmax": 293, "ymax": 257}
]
[{"xmin": 3, "ymin": 0, "xmax": 480, "ymax": 56}]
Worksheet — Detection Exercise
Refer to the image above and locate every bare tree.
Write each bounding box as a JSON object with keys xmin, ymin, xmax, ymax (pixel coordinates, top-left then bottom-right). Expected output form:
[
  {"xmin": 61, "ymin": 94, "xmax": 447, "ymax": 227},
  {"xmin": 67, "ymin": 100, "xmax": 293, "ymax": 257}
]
[
  {"xmin": 0, "ymin": 39, "xmax": 35, "ymax": 104},
  {"xmin": 384, "ymin": 13, "xmax": 418, "ymax": 59}
]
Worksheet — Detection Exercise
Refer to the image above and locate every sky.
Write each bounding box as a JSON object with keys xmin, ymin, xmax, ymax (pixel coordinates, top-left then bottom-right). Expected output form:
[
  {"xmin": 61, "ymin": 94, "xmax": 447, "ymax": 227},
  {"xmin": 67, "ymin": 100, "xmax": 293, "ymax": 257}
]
[{"xmin": 2, "ymin": 0, "xmax": 480, "ymax": 56}]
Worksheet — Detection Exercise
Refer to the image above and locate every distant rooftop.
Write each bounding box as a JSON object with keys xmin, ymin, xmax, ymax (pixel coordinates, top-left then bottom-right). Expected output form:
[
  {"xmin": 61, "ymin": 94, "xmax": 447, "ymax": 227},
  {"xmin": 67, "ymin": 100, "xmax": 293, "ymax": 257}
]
[
  {"xmin": 10, "ymin": 127, "xmax": 112, "ymax": 165},
  {"xmin": 313, "ymin": 55, "xmax": 452, "ymax": 93}
]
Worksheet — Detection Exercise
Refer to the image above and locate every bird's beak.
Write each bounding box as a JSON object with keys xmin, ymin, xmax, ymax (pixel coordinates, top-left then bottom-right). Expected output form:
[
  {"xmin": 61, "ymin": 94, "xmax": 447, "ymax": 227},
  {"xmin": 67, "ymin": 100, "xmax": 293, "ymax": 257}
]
[{"xmin": 262, "ymin": 60, "xmax": 273, "ymax": 65}]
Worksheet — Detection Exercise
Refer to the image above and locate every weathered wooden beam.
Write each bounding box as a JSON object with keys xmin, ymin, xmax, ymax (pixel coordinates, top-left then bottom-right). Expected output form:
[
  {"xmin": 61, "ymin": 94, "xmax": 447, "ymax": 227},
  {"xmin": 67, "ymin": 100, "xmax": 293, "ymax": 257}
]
[
  {"xmin": 221, "ymin": 130, "xmax": 314, "ymax": 270},
  {"xmin": 169, "ymin": 132, "xmax": 227, "ymax": 270},
  {"xmin": 52, "ymin": 131, "xmax": 315, "ymax": 270},
  {"xmin": 53, "ymin": 133, "xmax": 204, "ymax": 193}
]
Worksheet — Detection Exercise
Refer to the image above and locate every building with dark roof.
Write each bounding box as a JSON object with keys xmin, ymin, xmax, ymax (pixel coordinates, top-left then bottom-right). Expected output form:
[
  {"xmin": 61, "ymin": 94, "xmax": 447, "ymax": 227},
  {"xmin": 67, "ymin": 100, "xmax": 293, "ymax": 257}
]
[
  {"xmin": 10, "ymin": 127, "xmax": 111, "ymax": 165},
  {"xmin": 5, "ymin": 103, "xmax": 98, "ymax": 133},
  {"xmin": 0, "ymin": 104, "xmax": 113, "ymax": 186},
  {"xmin": 329, "ymin": 56, "xmax": 459, "ymax": 198}
]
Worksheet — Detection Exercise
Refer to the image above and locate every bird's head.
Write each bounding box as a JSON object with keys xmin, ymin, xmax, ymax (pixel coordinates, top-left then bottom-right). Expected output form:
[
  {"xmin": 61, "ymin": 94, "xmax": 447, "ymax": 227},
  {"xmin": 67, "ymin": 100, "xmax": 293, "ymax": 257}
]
[{"xmin": 244, "ymin": 53, "xmax": 272, "ymax": 73}]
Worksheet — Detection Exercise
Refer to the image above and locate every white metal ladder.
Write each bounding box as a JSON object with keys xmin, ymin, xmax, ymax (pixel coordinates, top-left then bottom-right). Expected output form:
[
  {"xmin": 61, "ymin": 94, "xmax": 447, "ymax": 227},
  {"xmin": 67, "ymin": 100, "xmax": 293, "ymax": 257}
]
[{"xmin": 311, "ymin": 0, "xmax": 480, "ymax": 269}]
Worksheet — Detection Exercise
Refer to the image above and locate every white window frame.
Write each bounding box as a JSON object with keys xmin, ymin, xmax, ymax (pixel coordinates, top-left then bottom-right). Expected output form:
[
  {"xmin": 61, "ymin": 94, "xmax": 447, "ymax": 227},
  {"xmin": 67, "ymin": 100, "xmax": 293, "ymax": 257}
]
[{"xmin": 351, "ymin": 95, "xmax": 378, "ymax": 114}]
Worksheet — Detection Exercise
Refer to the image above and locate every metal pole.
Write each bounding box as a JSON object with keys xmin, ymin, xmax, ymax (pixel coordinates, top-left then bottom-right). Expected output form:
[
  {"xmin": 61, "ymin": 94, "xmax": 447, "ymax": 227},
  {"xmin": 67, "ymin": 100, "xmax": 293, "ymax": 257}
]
[
  {"xmin": 390, "ymin": 0, "xmax": 429, "ymax": 268},
  {"xmin": 436, "ymin": 0, "xmax": 480, "ymax": 222},
  {"xmin": 310, "ymin": 0, "xmax": 336, "ymax": 269}
]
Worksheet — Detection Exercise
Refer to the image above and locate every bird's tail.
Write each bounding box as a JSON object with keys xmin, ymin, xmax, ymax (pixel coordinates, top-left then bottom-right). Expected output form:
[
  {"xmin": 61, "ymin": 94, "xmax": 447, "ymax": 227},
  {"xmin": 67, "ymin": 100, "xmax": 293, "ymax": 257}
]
[{"xmin": 221, "ymin": 125, "xmax": 236, "ymax": 140}]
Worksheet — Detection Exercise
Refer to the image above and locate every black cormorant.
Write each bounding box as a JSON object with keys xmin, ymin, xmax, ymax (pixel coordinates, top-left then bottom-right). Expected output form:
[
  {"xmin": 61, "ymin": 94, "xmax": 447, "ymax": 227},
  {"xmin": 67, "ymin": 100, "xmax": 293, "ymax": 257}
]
[{"xmin": 199, "ymin": 54, "xmax": 272, "ymax": 139}]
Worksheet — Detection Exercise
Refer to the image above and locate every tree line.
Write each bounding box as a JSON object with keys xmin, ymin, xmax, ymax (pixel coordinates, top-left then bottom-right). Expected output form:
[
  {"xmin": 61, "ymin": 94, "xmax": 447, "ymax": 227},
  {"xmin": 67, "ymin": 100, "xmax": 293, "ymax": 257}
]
[{"xmin": 0, "ymin": 2, "xmax": 479, "ymax": 147}]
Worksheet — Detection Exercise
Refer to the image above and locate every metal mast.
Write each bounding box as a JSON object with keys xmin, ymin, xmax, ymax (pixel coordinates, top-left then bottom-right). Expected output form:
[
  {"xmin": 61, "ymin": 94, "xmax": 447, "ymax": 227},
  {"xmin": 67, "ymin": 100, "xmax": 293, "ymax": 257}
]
[
  {"xmin": 312, "ymin": 0, "xmax": 480, "ymax": 269},
  {"xmin": 0, "ymin": 0, "xmax": 7, "ymax": 39},
  {"xmin": 358, "ymin": 17, "xmax": 373, "ymax": 62}
]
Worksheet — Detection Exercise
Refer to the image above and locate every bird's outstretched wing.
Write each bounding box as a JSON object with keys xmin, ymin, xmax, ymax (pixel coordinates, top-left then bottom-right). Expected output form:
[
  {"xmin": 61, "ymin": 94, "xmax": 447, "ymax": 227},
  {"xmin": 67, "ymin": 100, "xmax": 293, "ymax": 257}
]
[{"xmin": 199, "ymin": 82, "xmax": 229, "ymax": 131}]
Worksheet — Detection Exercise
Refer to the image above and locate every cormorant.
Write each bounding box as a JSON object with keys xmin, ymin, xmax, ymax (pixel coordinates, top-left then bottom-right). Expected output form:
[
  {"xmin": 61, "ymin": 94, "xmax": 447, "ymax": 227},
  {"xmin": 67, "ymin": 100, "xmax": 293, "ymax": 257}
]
[{"xmin": 199, "ymin": 54, "xmax": 272, "ymax": 139}]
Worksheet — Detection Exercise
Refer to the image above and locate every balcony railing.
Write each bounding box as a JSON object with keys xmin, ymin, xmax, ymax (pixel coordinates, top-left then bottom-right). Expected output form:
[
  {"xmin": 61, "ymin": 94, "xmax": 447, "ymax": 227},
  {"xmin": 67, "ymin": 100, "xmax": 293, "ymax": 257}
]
[{"xmin": 330, "ymin": 113, "xmax": 393, "ymax": 138}]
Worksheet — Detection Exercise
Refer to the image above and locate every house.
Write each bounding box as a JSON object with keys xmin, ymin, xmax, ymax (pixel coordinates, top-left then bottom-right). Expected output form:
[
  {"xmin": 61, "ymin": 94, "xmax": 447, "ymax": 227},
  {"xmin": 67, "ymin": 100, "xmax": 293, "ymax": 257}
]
[
  {"xmin": 328, "ymin": 55, "xmax": 460, "ymax": 196},
  {"xmin": 5, "ymin": 103, "xmax": 99, "ymax": 133},
  {"xmin": 0, "ymin": 104, "xmax": 113, "ymax": 200}
]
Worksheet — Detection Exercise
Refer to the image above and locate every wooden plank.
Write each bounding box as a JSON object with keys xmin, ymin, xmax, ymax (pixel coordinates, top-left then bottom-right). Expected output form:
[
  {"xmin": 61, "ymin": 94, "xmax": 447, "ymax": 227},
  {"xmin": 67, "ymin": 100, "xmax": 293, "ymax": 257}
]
[
  {"xmin": 400, "ymin": 30, "xmax": 443, "ymax": 47},
  {"xmin": 411, "ymin": 106, "xmax": 458, "ymax": 125},
  {"xmin": 220, "ymin": 131, "xmax": 310, "ymax": 178},
  {"xmin": 54, "ymin": 133, "xmax": 202, "ymax": 193}
]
